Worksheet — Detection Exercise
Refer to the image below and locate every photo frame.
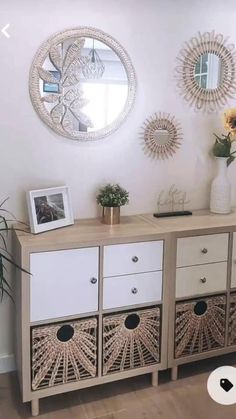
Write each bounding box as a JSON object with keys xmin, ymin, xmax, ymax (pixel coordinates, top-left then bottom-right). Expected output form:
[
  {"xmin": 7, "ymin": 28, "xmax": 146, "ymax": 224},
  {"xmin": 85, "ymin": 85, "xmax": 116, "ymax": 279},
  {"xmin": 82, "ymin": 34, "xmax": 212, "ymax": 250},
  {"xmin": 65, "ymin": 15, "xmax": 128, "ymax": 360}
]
[{"xmin": 26, "ymin": 186, "xmax": 74, "ymax": 234}]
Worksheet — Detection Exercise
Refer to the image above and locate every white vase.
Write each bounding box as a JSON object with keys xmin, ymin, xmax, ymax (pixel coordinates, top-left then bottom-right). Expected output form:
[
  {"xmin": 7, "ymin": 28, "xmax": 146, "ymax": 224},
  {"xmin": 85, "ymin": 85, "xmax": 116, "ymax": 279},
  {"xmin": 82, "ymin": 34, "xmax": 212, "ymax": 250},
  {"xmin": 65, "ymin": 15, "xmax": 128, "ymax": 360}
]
[{"xmin": 210, "ymin": 157, "xmax": 231, "ymax": 214}]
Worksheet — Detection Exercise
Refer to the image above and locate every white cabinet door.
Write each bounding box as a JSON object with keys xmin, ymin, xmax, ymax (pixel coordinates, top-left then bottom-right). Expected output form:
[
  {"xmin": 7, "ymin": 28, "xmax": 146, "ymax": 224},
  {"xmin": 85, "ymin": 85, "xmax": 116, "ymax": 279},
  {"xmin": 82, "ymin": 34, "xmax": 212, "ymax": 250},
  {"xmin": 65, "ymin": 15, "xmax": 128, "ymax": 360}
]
[
  {"xmin": 231, "ymin": 232, "xmax": 236, "ymax": 288},
  {"xmin": 103, "ymin": 241, "xmax": 163, "ymax": 277},
  {"xmin": 103, "ymin": 271, "xmax": 162, "ymax": 309},
  {"xmin": 30, "ymin": 247, "xmax": 99, "ymax": 322}
]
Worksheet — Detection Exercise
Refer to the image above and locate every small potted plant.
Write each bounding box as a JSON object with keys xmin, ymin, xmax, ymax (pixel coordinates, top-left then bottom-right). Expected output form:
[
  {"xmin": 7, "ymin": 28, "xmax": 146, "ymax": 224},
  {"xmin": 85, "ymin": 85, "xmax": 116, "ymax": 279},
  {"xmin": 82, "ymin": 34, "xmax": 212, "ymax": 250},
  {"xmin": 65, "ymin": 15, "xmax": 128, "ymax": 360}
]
[
  {"xmin": 210, "ymin": 108, "xmax": 236, "ymax": 214},
  {"xmin": 96, "ymin": 184, "xmax": 129, "ymax": 225}
]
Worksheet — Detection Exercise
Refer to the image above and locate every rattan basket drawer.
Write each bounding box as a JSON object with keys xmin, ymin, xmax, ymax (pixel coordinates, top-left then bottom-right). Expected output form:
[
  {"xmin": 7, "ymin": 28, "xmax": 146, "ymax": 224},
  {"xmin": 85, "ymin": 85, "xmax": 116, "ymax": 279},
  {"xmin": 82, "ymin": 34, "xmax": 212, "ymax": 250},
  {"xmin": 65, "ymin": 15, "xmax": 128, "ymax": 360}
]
[
  {"xmin": 175, "ymin": 295, "xmax": 226, "ymax": 359},
  {"xmin": 31, "ymin": 317, "xmax": 97, "ymax": 390},
  {"xmin": 103, "ymin": 240, "xmax": 163, "ymax": 277},
  {"xmin": 103, "ymin": 271, "xmax": 162, "ymax": 309},
  {"xmin": 176, "ymin": 233, "xmax": 228, "ymax": 268},
  {"xmin": 176, "ymin": 262, "xmax": 227, "ymax": 298},
  {"xmin": 228, "ymin": 293, "xmax": 236, "ymax": 346},
  {"xmin": 103, "ymin": 307, "xmax": 161, "ymax": 375}
]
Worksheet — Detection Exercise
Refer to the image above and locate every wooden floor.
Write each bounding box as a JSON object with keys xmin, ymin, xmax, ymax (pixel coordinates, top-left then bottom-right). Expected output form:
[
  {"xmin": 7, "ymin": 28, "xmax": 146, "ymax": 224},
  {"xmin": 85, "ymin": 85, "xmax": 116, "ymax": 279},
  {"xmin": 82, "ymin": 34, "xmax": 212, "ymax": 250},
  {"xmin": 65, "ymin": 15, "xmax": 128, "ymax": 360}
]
[{"xmin": 1, "ymin": 354, "xmax": 236, "ymax": 419}]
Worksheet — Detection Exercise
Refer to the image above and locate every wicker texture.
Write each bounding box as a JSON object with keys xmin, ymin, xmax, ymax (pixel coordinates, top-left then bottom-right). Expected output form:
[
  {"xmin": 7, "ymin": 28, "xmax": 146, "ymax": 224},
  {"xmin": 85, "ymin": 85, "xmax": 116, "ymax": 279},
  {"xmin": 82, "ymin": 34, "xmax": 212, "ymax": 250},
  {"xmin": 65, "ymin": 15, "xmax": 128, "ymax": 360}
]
[
  {"xmin": 29, "ymin": 27, "xmax": 136, "ymax": 141},
  {"xmin": 31, "ymin": 317, "xmax": 97, "ymax": 390},
  {"xmin": 175, "ymin": 30, "xmax": 236, "ymax": 112},
  {"xmin": 175, "ymin": 295, "xmax": 226, "ymax": 358},
  {"xmin": 103, "ymin": 307, "xmax": 160, "ymax": 375},
  {"xmin": 142, "ymin": 112, "xmax": 183, "ymax": 159},
  {"xmin": 228, "ymin": 293, "xmax": 236, "ymax": 346}
]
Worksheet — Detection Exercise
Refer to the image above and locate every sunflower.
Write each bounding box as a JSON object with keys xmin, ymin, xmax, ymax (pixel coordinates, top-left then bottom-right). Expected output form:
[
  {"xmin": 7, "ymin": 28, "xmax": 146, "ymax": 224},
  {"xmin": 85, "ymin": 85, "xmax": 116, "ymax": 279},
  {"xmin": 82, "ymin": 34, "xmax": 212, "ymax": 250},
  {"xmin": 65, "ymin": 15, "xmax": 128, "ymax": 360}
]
[{"xmin": 224, "ymin": 108, "xmax": 236, "ymax": 138}]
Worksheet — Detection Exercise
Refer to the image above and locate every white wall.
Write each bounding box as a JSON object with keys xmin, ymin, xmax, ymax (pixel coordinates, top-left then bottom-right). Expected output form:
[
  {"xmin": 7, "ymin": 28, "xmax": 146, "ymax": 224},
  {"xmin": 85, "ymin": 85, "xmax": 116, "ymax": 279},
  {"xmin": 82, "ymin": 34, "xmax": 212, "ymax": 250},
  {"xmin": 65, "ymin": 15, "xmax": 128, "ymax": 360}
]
[{"xmin": 1, "ymin": 0, "xmax": 236, "ymax": 367}]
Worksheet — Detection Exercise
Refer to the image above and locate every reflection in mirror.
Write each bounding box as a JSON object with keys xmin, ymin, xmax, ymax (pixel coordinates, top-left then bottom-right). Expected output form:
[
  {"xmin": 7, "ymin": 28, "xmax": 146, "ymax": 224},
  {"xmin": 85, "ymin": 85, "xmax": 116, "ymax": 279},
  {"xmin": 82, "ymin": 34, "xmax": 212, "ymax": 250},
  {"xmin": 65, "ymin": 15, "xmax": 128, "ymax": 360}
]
[
  {"xmin": 194, "ymin": 53, "xmax": 223, "ymax": 89},
  {"xmin": 153, "ymin": 129, "xmax": 170, "ymax": 145},
  {"xmin": 40, "ymin": 37, "xmax": 128, "ymax": 134}
]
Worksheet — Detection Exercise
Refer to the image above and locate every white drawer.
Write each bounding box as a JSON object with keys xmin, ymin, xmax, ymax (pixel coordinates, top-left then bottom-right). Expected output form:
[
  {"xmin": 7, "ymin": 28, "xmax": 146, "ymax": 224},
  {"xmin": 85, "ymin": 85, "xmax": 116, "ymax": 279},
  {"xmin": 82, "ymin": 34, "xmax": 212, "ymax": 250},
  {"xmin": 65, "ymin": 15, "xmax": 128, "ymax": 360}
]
[
  {"xmin": 103, "ymin": 271, "xmax": 162, "ymax": 309},
  {"xmin": 103, "ymin": 240, "xmax": 163, "ymax": 277},
  {"xmin": 176, "ymin": 233, "xmax": 228, "ymax": 267},
  {"xmin": 231, "ymin": 232, "xmax": 236, "ymax": 288},
  {"xmin": 176, "ymin": 262, "xmax": 227, "ymax": 298},
  {"xmin": 30, "ymin": 247, "xmax": 99, "ymax": 322}
]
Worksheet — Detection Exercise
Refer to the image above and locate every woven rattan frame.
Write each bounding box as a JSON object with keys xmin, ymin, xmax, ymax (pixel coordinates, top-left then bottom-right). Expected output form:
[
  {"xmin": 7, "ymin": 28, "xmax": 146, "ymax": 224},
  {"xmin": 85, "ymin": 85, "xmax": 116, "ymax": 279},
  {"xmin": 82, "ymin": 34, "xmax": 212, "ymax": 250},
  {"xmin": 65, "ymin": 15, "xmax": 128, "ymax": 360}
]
[
  {"xmin": 175, "ymin": 295, "xmax": 226, "ymax": 358},
  {"xmin": 228, "ymin": 293, "xmax": 236, "ymax": 346},
  {"xmin": 175, "ymin": 30, "xmax": 236, "ymax": 112},
  {"xmin": 31, "ymin": 317, "xmax": 97, "ymax": 390},
  {"xmin": 29, "ymin": 27, "xmax": 136, "ymax": 141},
  {"xmin": 142, "ymin": 112, "xmax": 183, "ymax": 159},
  {"xmin": 103, "ymin": 307, "xmax": 161, "ymax": 375}
]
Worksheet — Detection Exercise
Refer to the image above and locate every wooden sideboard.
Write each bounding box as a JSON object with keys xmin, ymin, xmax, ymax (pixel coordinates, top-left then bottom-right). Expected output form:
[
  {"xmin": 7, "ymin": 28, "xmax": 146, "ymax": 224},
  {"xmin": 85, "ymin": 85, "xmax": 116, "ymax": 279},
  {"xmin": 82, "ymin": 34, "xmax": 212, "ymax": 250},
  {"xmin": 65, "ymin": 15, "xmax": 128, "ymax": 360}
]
[{"xmin": 13, "ymin": 210, "xmax": 236, "ymax": 416}]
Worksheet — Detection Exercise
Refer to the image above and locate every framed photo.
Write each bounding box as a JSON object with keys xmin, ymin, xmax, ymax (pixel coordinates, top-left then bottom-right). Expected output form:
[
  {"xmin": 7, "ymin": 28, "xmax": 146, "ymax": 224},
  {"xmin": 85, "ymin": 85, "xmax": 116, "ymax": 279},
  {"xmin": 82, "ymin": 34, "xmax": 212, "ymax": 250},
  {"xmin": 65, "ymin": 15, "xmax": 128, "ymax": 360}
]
[
  {"xmin": 43, "ymin": 70, "xmax": 60, "ymax": 93},
  {"xmin": 26, "ymin": 186, "xmax": 74, "ymax": 234}
]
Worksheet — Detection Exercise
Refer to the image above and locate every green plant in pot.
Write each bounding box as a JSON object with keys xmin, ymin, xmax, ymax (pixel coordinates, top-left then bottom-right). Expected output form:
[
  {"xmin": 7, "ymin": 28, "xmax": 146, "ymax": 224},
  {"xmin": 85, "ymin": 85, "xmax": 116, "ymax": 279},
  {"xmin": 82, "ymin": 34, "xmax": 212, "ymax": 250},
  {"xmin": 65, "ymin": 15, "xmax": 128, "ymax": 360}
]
[
  {"xmin": 0, "ymin": 198, "xmax": 29, "ymax": 301},
  {"xmin": 96, "ymin": 184, "xmax": 129, "ymax": 225}
]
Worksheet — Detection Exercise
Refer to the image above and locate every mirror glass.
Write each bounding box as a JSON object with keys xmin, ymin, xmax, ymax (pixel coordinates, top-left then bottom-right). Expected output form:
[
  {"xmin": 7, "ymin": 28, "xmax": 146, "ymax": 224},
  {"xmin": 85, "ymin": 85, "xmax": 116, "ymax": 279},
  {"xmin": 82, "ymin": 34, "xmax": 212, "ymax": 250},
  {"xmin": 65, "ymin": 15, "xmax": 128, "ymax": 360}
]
[
  {"xmin": 40, "ymin": 37, "xmax": 128, "ymax": 135},
  {"xmin": 194, "ymin": 53, "xmax": 223, "ymax": 89},
  {"xmin": 153, "ymin": 129, "xmax": 170, "ymax": 145}
]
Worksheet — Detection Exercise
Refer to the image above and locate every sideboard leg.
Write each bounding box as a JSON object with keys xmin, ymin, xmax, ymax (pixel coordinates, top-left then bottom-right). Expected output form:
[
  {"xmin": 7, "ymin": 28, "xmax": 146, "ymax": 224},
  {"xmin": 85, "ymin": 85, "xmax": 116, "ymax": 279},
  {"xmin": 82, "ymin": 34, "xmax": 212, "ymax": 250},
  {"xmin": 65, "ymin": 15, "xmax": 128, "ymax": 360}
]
[
  {"xmin": 31, "ymin": 399, "xmax": 39, "ymax": 417},
  {"xmin": 171, "ymin": 366, "xmax": 178, "ymax": 381},
  {"xmin": 152, "ymin": 371, "xmax": 158, "ymax": 387}
]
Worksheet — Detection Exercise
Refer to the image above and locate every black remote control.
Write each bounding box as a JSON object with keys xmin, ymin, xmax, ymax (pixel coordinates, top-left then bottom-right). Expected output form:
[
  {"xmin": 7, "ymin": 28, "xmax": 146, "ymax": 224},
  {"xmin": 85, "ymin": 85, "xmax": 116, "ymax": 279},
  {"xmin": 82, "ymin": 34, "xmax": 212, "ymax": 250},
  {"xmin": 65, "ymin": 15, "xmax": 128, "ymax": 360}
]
[{"xmin": 153, "ymin": 211, "xmax": 192, "ymax": 218}]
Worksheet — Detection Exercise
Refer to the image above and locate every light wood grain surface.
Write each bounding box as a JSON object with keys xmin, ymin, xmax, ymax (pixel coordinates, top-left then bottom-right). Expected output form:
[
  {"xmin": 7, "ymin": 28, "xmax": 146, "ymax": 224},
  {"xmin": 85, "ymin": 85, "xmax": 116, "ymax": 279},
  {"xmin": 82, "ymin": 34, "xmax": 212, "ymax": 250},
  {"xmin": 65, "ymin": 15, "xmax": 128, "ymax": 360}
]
[
  {"xmin": 142, "ymin": 209, "xmax": 236, "ymax": 233},
  {"xmin": 14, "ymin": 209, "xmax": 236, "ymax": 250},
  {"xmin": 1, "ymin": 353, "xmax": 236, "ymax": 419}
]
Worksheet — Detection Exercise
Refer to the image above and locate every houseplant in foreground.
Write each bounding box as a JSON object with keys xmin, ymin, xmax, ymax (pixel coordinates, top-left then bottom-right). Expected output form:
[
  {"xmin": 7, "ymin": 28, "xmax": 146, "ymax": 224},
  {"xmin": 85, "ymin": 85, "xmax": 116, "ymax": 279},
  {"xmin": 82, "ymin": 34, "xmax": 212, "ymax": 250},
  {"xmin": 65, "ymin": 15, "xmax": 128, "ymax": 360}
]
[
  {"xmin": 0, "ymin": 198, "xmax": 29, "ymax": 301},
  {"xmin": 210, "ymin": 108, "xmax": 236, "ymax": 214},
  {"xmin": 96, "ymin": 184, "xmax": 129, "ymax": 225}
]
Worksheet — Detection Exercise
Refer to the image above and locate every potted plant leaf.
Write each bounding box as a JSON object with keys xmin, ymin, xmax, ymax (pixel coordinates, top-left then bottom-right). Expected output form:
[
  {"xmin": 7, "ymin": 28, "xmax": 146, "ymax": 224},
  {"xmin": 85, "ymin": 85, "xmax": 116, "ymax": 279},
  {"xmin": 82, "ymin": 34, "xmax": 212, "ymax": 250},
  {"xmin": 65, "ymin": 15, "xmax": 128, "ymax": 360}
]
[
  {"xmin": 96, "ymin": 184, "xmax": 129, "ymax": 225},
  {"xmin": 0, "ymin": 197, "xmax": 29, "ymax": 301}
]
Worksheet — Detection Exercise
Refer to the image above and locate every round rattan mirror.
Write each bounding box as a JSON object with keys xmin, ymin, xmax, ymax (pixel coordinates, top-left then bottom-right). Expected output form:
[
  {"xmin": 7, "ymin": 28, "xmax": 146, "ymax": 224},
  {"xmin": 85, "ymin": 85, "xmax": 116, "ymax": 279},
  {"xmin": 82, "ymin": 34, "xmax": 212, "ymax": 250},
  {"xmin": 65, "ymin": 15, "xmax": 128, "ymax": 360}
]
[
  {"xmin": 142, "ymin": 112, "xmax": 183, "ymax": 159},
  {"xmin": 29, "ymin": 27, "xmax": 136, "ymax": 140},
  {"xmin": 175, "ymin": 31, "xmax": 236, "ymax": 112}
]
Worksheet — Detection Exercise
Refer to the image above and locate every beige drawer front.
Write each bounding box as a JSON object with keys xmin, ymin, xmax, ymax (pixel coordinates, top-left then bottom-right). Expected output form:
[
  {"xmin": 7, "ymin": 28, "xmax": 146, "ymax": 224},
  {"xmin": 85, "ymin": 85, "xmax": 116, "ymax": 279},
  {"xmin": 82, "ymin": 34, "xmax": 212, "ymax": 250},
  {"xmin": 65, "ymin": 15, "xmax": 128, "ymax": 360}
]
[
  {"xmin": 231, "ymin": 232, "xmax": 236, "ymax": 288},
  {"xmin": 103, "ymin": 271, "xmax": 162, "ymax": 309},
  {"xmin": 176, "ymin": 262, "xmax": 227, "ymax": 298},
  {"xmin": 176, "ymin": 233, "xmax": 228, "ymax": 268},
  {"xmin": 103, "ymin": 240, "xmax": 163, "ymax": 277}
]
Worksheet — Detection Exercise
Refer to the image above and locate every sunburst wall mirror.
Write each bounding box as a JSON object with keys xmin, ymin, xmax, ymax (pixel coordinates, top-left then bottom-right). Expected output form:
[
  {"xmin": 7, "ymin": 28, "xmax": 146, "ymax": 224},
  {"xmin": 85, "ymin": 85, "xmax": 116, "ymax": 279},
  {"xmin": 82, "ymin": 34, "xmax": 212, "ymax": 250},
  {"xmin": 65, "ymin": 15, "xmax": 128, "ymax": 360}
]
[
  {"xmin": 29, "ymin": 27, "xmax": 136, "ymax": 140},
  {"xmin": 175, "ymin": 30, "xmax": 236, "ymax": 112},
  {"xmin": 142, "ymin": 112, "xmax": 183, "ymax": 159}
]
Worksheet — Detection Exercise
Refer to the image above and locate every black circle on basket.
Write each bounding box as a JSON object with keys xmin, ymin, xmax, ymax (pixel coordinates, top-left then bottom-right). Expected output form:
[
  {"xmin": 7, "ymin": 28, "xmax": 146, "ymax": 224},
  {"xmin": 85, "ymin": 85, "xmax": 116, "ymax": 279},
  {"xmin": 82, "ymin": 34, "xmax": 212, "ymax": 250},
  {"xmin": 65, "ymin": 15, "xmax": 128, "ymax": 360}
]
[
  {"xmin": 194, "ymin": 300, "xmax": 208, "ymax": 316},
  {"xmin": 124, "ymin": 313, "xmax": 140, "ymax": 330},
  {"xmin": 57, "ymin": 324, "xmax": 74, "ymax": 342}
]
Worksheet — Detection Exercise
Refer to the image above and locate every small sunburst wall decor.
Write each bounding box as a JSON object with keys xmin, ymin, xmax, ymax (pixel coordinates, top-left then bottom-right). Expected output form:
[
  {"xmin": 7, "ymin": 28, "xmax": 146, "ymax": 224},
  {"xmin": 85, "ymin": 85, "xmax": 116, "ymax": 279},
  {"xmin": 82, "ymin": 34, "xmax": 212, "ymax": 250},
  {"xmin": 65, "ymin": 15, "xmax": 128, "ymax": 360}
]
[
  {"xmin": 142, "ymin": 112, "xmax": 183, "ymax": 159},
  {"xmin": 175, "ymin": 30, "xmax": 236, "ymax": 112}
]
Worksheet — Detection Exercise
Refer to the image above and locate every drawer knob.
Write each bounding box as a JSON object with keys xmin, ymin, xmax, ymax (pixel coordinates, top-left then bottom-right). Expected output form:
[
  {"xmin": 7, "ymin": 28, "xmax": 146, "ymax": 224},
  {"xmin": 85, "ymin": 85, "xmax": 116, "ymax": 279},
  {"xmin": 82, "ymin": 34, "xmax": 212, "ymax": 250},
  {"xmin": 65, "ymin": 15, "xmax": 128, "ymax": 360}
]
[
  {"xmin": 132, "ymin": 256, "xmax": 139, "ymax": 263},
  {"xmin": 200, "ymin": 277, "xmax": 207, "ymax": 283},
  {"xmin": 90, "ymin": 277, "xmax": 98, "ymax": 284},
  {"xmin": 201, "ymin": 248, "xmax": 208, "ymax": 254},
  {"xmin": 131, "ymin": 287, "xmax": 138, "ymax": 294}
]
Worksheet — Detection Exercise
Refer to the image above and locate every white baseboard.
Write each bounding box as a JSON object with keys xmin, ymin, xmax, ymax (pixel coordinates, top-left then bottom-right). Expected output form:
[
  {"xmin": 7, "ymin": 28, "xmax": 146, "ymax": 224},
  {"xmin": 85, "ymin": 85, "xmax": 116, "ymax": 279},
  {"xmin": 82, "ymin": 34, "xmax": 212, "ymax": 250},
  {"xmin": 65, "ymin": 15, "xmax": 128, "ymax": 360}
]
[{"xmin": 0, "ymin": 354, "xmax": 16, "ymax": 374}]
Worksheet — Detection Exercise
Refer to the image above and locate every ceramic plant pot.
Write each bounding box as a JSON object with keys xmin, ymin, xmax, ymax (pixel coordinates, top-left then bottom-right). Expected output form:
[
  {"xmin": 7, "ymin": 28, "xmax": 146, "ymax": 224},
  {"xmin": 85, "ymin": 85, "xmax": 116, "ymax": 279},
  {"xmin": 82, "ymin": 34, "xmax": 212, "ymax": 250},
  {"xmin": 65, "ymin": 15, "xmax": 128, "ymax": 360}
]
[{"xmin": 210, "ymin": 157, "xmax": 231, "ymax": 214}]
